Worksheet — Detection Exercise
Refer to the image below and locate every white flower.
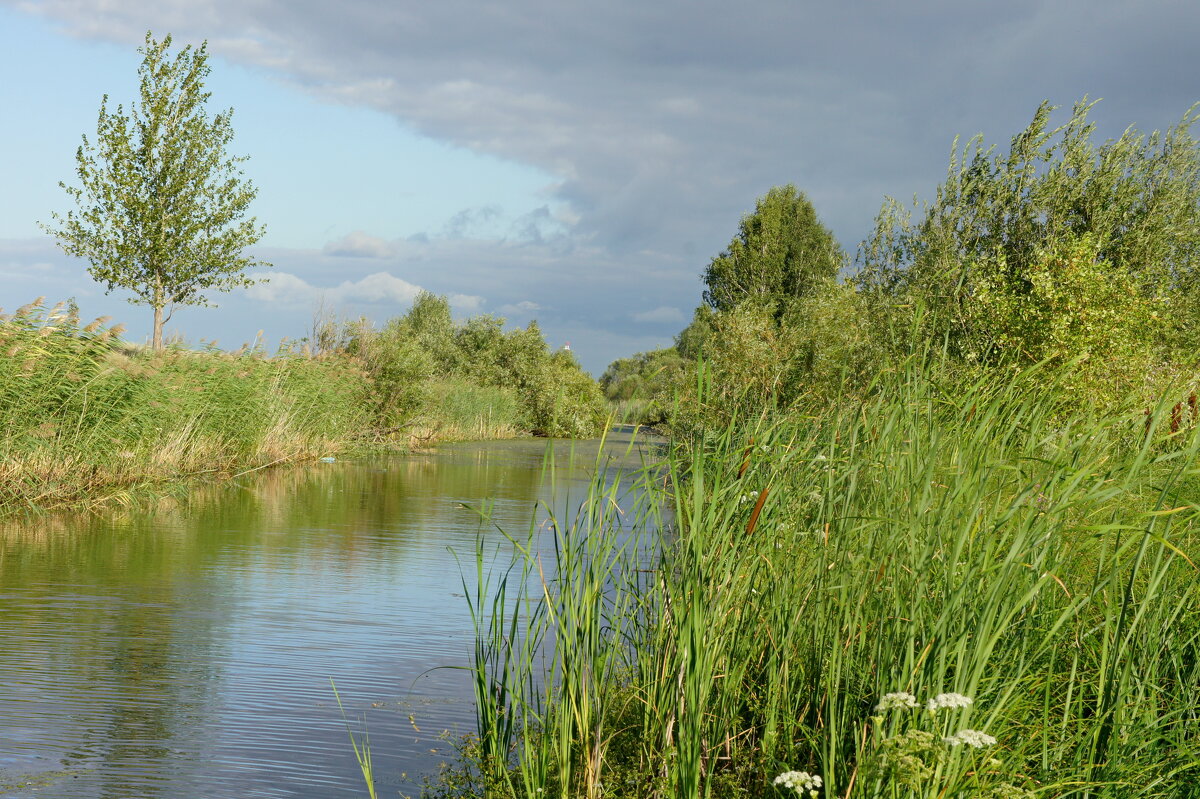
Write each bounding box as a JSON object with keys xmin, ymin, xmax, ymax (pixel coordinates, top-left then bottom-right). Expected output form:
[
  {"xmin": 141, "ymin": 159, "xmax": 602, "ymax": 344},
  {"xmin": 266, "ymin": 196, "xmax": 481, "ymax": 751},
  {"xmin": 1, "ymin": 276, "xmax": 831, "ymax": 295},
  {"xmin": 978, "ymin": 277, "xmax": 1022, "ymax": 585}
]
[
  {"xmin": 773, "ymin": 771, "xmax": 822, "ymax": 796},
  {"xmin": 927, "ymin": 692, "xmax": 974, "ymax": 711},
  {"xmin": 944, "ymin": 729, "xmax": 997, "ymax": 748},
  {"xmin": 874, "ymin": 691, "xmax": 921, "ymax": 712}
]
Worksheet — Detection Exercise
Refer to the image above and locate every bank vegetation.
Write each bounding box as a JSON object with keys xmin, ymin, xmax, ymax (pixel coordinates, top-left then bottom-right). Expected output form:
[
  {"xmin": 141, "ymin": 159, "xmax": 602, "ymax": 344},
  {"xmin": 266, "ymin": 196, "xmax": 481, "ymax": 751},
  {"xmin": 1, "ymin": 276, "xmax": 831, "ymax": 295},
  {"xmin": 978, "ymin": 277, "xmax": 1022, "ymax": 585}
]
[
  {"xmin": 450, "ymin": 99, "xmax": 1200, "ymax": 798},
  {"xmin": 0, "ymin": 294, "xmax": 605, "ymax": 515}
]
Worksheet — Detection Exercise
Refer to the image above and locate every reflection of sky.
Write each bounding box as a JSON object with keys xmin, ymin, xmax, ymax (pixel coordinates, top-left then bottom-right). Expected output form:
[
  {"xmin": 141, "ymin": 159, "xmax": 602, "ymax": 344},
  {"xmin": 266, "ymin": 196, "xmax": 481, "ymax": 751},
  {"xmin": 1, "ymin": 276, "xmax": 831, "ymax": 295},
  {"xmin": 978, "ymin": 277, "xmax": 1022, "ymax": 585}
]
[{"xmin": 0, "ymin": 433, "xmax": 658, "ymax": 798}]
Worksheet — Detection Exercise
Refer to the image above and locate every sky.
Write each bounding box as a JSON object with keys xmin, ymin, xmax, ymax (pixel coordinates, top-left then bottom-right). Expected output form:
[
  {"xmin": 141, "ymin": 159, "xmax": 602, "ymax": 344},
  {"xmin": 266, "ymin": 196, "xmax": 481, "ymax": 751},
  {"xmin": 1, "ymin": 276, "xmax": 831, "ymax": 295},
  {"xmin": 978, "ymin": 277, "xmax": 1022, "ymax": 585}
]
[{"xmin": 1, "ymin": 1, "xmax": 1199, "ymax": 374}]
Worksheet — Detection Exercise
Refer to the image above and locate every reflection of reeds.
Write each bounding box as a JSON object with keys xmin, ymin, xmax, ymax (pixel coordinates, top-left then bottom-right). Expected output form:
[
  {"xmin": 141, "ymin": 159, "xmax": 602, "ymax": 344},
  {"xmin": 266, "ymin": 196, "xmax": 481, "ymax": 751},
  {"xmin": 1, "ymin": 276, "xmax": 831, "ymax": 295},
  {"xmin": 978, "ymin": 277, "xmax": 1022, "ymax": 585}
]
[
  {"xmin": 460, "ymin": 360, "xmax": 1200, "ymax": 798},
  {"xmin": 0, "ymin": 300, "xmax": 371, "ymax": 514}
]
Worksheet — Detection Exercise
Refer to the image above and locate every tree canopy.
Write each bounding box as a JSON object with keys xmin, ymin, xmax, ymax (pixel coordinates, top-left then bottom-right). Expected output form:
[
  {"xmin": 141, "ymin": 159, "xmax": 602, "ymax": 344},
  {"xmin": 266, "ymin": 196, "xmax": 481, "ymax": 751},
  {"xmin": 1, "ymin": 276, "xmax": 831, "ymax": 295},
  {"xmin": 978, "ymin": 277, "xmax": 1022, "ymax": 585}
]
[
  {"xmin": 702, "ymin": 184, "xmax": 844, "ymax": 314},
  {"xmin": 43, "ymin": 32, "xmax": 268, "ymax": 349}
]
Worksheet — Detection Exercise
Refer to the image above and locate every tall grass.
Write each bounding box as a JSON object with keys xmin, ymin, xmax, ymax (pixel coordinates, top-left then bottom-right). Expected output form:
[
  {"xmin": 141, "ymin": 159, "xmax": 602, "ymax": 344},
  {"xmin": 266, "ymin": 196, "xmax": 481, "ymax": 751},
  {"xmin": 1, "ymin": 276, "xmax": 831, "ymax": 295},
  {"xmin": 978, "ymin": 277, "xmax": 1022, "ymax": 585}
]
[
  {"xmin": 415, "ymin": 379, "xmax": 524, "ymax": 444},
  {"xmin": 452, "ymin": 359, "xmax": 1200, "ymax": 797},
  {"xmin": 0, "ymin": 300, "xmax": 371, "ymax": 513}
]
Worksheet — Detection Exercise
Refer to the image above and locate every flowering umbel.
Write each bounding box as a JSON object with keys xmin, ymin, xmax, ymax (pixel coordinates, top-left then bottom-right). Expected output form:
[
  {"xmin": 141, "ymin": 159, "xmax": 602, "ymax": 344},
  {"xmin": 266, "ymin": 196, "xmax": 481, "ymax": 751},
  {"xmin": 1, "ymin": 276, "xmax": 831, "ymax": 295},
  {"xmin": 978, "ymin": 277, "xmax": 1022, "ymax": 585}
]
[{"xmin": 773, "ymin": 770, "xmax": 822, "ymax": 797}]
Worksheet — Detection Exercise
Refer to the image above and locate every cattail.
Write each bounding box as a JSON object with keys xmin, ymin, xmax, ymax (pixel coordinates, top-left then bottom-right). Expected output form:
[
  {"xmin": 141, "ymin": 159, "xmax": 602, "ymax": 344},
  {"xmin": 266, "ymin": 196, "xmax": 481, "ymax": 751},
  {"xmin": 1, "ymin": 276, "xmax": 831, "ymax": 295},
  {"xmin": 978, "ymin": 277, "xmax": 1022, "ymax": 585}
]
[
  {"xmin": 746, "ymin": 484, "xmax": 770, "ymax": 536},
  {"xmin": 738, "ymin": 437, "xmax": 755, "ymax": 479},
  {"xmin": 1172, "ymin": 402, "xmax": 1182, "ymax": 433},
  {"xmin": 1144, "ymin": 408, "xmax": 1152, "ymax": 438}
]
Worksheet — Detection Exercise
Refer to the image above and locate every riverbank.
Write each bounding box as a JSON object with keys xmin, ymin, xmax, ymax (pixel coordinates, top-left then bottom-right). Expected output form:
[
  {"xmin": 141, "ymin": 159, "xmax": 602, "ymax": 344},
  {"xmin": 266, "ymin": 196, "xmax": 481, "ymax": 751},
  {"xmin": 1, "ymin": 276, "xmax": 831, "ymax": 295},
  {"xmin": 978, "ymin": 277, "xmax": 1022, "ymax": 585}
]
[{"xmin": 0, "ymin": 297, "xmax": 608, "ymax": 516}]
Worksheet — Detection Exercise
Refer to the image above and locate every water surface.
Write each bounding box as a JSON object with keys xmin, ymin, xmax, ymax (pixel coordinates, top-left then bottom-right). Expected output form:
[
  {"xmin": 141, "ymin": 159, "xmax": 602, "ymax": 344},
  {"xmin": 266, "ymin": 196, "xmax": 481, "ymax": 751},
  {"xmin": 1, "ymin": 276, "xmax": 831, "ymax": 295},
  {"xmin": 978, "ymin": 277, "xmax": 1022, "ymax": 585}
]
[{"xmin": 0, "ymin": 433, "xmax": 657, "ymax": 798}]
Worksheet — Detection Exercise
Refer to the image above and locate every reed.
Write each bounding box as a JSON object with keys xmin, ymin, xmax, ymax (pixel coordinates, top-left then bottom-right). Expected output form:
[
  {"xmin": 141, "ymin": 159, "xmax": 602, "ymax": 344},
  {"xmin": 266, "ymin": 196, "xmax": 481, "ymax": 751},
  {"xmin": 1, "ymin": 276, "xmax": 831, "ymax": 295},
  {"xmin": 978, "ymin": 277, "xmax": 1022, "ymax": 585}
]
[
  {"xmin": 451, "ymin": 356, "xmax": 1200, "ymax": 798},
  {"xmin": 0, "ymin": 300, "xmax": 371, "ymax": 513}
]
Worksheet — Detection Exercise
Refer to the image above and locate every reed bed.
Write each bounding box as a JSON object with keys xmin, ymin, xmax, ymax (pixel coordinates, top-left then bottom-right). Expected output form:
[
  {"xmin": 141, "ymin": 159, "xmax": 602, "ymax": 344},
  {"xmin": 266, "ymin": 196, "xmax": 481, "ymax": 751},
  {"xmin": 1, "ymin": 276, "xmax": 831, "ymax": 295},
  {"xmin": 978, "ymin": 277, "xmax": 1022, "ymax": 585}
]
[
  {"xmin": 0, "ymin": 300, "xmax": 371, "ymax": 513},
  {"xmin": 452, "ymin": 360, "xmax": 1200, "ymax": 798},
  {"xmin": 412, "ymin": 379, "xmax": 524, "ymax": 444}
]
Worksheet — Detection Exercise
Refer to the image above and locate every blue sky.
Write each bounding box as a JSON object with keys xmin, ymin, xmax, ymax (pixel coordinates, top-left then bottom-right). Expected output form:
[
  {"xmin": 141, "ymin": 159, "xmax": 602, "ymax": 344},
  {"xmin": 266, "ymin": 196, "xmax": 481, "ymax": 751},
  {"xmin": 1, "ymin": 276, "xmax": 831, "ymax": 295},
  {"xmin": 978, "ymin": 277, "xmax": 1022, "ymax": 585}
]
[{"xmin": 2, "ymin": 1, "xmax": 1199, "ymax": 373}]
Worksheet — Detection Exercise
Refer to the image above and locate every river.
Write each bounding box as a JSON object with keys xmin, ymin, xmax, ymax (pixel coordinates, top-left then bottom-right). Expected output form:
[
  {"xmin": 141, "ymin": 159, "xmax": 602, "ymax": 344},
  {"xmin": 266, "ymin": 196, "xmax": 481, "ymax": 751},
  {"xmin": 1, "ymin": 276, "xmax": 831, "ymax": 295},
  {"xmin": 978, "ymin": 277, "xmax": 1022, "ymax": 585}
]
[{"xmin": 0, "ymin": 431, "xmax": 659, "ymax": 798}]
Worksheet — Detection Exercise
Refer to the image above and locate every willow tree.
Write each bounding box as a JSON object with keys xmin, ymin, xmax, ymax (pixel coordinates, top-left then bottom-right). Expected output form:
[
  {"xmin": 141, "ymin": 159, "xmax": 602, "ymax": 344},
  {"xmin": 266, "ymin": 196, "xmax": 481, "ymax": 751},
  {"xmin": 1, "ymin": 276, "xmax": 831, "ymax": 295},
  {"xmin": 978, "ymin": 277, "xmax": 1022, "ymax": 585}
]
[
  {"xmin": 856, "ymin": 98, "xmax": 1200, "ymax": 364},
  {"xmin": 44, "ymin": 32, "xmax": 267, "ymax": 349}
]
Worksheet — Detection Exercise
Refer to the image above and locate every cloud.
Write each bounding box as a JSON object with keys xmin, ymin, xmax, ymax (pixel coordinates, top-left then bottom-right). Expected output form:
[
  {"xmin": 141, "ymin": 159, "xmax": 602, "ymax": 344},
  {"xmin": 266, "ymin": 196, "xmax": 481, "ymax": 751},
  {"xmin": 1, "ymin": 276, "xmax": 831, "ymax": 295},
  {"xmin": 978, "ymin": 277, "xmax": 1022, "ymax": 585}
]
[
  {"xmin": 243, "ymin": 270, "xmax": 316, "ymax": 305},
  {"xmin": 497, "ymin": 300, "xmax": 541, "ymax": 315},
  {"xmin": 630, "ymin": 305, "xmax": 685, "ymax": 324},
  {"xmin": 244, "ymin": 269, "xmax": 426, "ymax": 306},
  {"xmin": 23, "ymin": 0, "xmax": 1200, "ymax": 269},
  {"xmin": 322, "ymin": 230, "xmax": 397, "ymax": 258},
  {"xmin": 443, "ymin": 205, "xmax": 502, "ymax": 239},
  {"xmin": 448, "ymin": 293, "xmax": 484, "ymax": 313}
]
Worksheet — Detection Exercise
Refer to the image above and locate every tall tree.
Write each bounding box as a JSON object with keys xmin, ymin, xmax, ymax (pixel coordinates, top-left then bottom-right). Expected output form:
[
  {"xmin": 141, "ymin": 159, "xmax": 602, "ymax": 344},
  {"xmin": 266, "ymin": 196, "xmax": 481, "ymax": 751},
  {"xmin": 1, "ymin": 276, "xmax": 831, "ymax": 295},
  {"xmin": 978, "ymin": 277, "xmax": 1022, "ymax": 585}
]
[
  {"xmin": 702, "ymin": 184, "xmax": 844, "ymax": 313},
  {"xmin": 43, "ymin": 32, "xmax": 268, "ymax": 349}
]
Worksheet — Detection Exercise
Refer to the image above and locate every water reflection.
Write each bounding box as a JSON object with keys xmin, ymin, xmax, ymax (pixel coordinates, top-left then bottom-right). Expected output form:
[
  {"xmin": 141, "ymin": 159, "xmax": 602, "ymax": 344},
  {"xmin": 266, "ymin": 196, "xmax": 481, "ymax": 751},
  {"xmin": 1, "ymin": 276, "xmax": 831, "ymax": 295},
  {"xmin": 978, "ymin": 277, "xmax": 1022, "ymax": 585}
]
[{"xmin": 0, "ymin": 433, "xmax": 659, "ymax": 798}]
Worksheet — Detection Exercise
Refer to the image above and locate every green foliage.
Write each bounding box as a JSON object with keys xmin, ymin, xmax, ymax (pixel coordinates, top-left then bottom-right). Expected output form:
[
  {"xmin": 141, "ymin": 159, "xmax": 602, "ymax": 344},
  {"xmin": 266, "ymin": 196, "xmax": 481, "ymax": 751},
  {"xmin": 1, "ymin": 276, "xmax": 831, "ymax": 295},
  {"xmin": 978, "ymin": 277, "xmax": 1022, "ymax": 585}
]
[
  {"xmin": 656, "ymin": 98, "xmax": 1200, "ymax": 434},
  {"xmin": 674, "ymin": 305, "xmax": 716, "ymax": 361},
  {"xmin": 329, "ymin": 299, "xmax": 607, "ymax": 440},
  {"xmin": 422, "ymin": 379, "xmax": 522, "ymax": 441},
  {"xmin": 523, "ymin": 350, "xmax": 608, "ymax": 438},
  {"xmin": 599, "ymin": 348, "xmax": 688, "ymax": 424},
  {"xmin": 404, "ymin": 291, "xmax": 461, "ymax": 374},
  {"xmin": 703, "ymin": 184, "xmax": 844, "ymax": 314},
  {"xmin": 666, "ymin": 282, "xmax": 878, "ymax": 434},
  {"xmin": 600, "ymin": 348, "xmax": 687, "ymax": 402},
  {"xmin": 43, "ymin": 32, "xmax": 267, "ymax": 350},
  {"xmin": 857, "ymin": 98, "xmax": 1200, "ymax": 364},
  {"xmin": 653, "ymin": 185, "xmax": 875, "ymax": 433},
  {"xmin": 342, "ymin": 316, "xmax": 435, "ymax": 428},
  {"xmin": 961, "ymin": 233, "xmax": 1157, "ymax": 397}
]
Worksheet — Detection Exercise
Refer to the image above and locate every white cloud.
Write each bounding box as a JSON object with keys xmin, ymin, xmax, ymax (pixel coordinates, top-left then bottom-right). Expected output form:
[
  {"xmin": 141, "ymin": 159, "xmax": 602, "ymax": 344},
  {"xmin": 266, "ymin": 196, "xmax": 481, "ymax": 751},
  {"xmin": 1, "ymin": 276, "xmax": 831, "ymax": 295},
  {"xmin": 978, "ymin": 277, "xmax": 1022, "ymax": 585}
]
[
  {"xmin": 342, "ymin": 271, "xmax": 423, "ymax": 303},
  {"xmin": 630, "ymin": 305, "xmax": 685, "ymax": 324},
  {"xmin": 243, "ymin": 270, "xmax": 314, "ymax": 304},
  {"xmin": 448, "ymin": 293, "xmax": 484, "ymax": 313},
  {"xmin": 323, "ymin": 230, "xmax": 397, "ymax": 258},
  {"xmin": 244, "ymin": 270, "xmax": 428, "ymax": 307}
]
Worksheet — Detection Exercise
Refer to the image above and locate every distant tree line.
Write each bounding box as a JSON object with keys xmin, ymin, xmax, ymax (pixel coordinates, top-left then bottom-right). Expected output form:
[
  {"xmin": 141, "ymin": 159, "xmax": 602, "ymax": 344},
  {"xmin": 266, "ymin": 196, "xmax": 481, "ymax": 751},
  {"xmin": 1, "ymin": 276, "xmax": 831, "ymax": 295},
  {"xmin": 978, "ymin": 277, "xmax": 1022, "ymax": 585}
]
[{"xmin": 320, "ymin": 292, "xmax": 607, "ymax": 439}]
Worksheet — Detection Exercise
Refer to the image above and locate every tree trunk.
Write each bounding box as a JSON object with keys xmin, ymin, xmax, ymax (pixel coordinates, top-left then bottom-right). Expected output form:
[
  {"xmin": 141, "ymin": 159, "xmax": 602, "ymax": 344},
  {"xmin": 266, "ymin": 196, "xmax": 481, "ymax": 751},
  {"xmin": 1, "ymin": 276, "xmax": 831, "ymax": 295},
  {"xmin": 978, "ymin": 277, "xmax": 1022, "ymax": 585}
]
[
  {"xmin": 152, "ymin": 273, "xmax": 164, "ymax": 350},
  {"xmin": 152, "ymin": 303, "xmax": 164, "ymax": 350}
]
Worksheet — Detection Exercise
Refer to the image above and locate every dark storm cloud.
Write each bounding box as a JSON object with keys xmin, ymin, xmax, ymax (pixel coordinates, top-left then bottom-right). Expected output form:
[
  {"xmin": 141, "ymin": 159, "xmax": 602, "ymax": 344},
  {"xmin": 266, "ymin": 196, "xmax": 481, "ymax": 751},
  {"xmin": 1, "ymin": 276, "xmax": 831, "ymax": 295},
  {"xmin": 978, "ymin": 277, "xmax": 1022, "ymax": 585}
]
[{"xmin": 10, "ymin": 0, "xmax": 1200, "ymax": 363}]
